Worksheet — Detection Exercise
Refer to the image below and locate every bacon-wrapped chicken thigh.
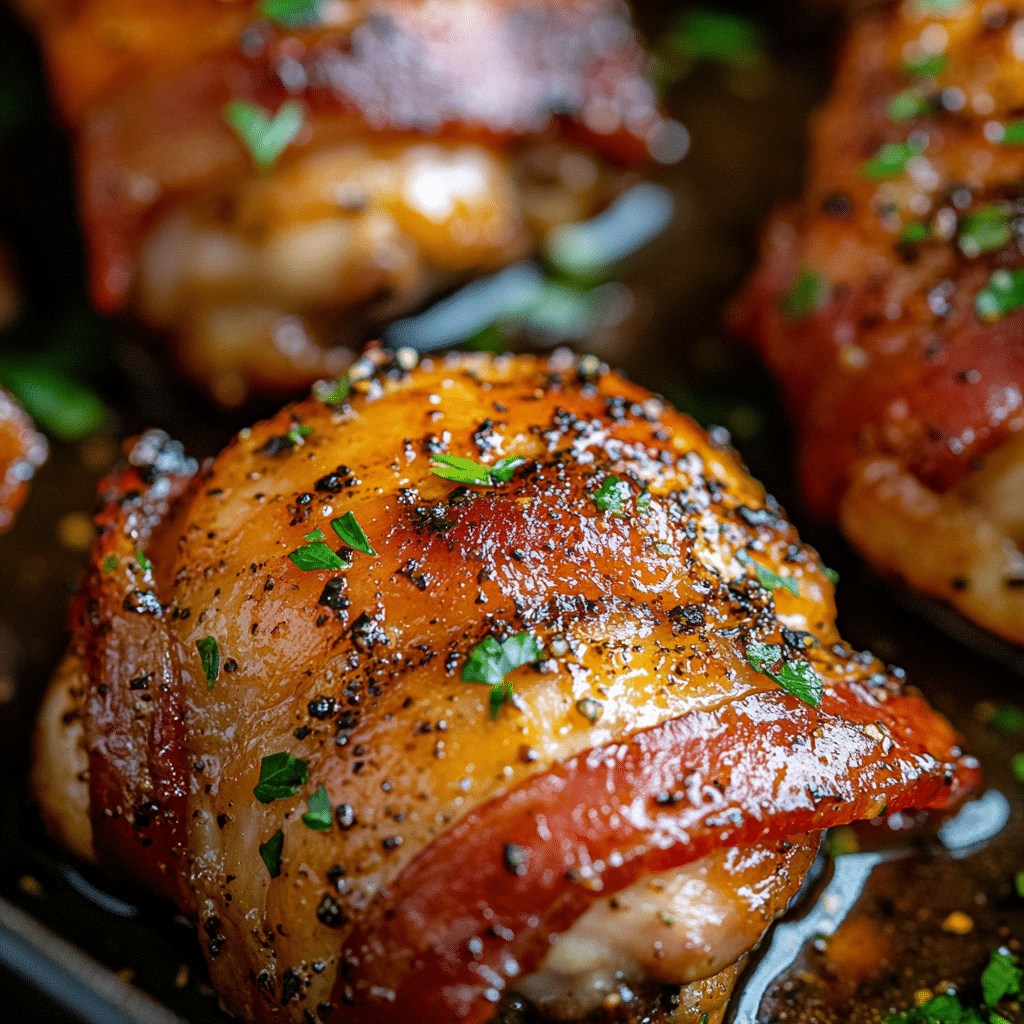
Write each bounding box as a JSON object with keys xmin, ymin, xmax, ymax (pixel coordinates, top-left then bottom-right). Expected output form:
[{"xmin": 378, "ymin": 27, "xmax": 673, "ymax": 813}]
[
  {"xmin": 33, "ymin": 349, "xmax": 978, "ymax": 1024},
  {"xmin": 732, "ymin": 0, "xmax": 1024, "ymax": 645},
  {"xmin": 16, "ymin": 0, "xmax": 673, "ymax": 406}
]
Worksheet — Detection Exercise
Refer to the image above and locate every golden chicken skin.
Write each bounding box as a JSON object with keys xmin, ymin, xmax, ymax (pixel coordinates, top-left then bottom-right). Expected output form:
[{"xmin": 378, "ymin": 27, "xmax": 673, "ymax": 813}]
[
  {"xmin": 16, "ymin": 0, "xmax": 674, "ymax": 406},
  {"xmin": 731, "ymin": 0, "xmax": 1024, "ymax": 646},
  {"xmin": 0, "ymin": 385, "xmax": 47, "ymax": 534},
  {"xmin": 33, "ymin": 349, "xmax": 978, "ymax": 1024}
]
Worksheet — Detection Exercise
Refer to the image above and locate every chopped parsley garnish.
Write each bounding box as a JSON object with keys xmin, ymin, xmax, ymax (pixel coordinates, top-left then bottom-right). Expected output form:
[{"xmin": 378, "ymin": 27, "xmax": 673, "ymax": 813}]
[
  {"xmin": 135, "ymin": 550, "xmax": 153, "ymax": 573},
  {"xmin": 899, "ymin": 221, "xmax": 932, "ymax": 245},
  {"xmin": 331, "ymin": 512, "xmax": 376, "ymax": 556},
  {"xmin": 593, "ymin": 475, "xmax": 631, "ymax": 514},
  {"xmin": 302, "ymin": 785, "xmax": 333, "ymax": 831},
  {"xmin": 655, "ymin": 542, "xmax": 674, "ymax": 556},
  {"xmin": 959, "ymin": 206, "xmax": 1011, "ymax": 258},
  {"xmin": 1016, "ymin": 871, "xmax": 1024, "ymax": 898},
  {"xmin": 101, "ymin": 554, "xmax": 118, "ymax": 574},
  {"xmin": 313, "ymin": 377, "xmax": 350, "ymax": 404},
  {"xmin": 286, "ymin": 424, "xmax": 312, "ymax": 447},
  {"xmin": 1000, "ymin": 119, "xmax": 1024, "ymax": 145},
  {"xmin": 780, "ymin": 268, "xmax": 829, "ymax": 323},
  {"xmin": 982, "ymin": 703, "xmax": 1024, "ymax": 734},
  {"xmin": 253, "ymin": 751, "xmax": 309, "ymax": 803},
  {"xmin": 981, "ymin": 948, "xmax": 1022, "ymax": 1007},
  {"xmin": 196, "ymin": 637, "xmax": 220, "ymax": 690},
  {"xmin": 888, "ymin": 88, "xmax": 933, "ymax": 122},
  {"xmin": 462, "ymin": 632, "xmax": 544, "ymax": 718},
  {"xmin": 223, "ymin": 99, "xmax": 305, "ymax": 172},
  {"xmin": 975, "ymin": 268, "xmax": 1024, "ymax": 323},
  {"xmin": 304, "ymin": 527, "xmax": 326, "ymax": 543},
  {"xmin": 259, "ymin": 0, "xmax": 322, "ymax": 28},
  {"xmin": 259, "ymin": 829, "xmax": 284, "ymax": 878},
  {"xmin": 430, "ymin": 453, "xmax": 525, "ymax": 486},
  {"xmin": 822, "ymin": 565, "xmax": 840, "ymax": 585},
  {"xmin": 738, "ymin": 551, "xmax": 799, "ymax": 597},
  {"xmin": 746, "ymin": 641, "xmax": 823, "ymax": 707},
  {"xmin": 902, "ymin": 53, "xmax": 948, "ymax": 78},
  {"xmin": 288, "ymin": 541, "xmax": 349, "ymax": 571},
  {"xmin": 636, "ymin": 490, "xmax": 652, "ymax": 515},
  {"xmin": 859, "ymin": 138, "xmax": 927, "ymax": 180},
  {"xmin": 1012, "ymin": 751, "xmax": 1024, "ymax": 785}
]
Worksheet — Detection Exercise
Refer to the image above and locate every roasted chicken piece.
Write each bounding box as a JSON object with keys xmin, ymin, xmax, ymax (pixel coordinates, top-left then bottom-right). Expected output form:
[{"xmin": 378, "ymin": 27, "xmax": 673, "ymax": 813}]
[
  {"xmin": 0, "ymin": 384, "xmax": 47, "ymax": 534},
  {"xmin": 16, "ymin": 0, "xmax": 675, "ymax": 406},
  {"xmin": 33, "ymin": 349, "xmax": 978, "ymax": 1024},
  {"xmin": 731, "ymin": 0, "xmax": 1024, "ymax": 645}
]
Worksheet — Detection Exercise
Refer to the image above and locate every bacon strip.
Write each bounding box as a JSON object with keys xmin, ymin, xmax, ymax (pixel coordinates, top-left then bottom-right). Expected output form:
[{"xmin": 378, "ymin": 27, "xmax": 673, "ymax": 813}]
[{"xmin": 336, "ymin": 683, "xmax": 977, "ymax": 1022}]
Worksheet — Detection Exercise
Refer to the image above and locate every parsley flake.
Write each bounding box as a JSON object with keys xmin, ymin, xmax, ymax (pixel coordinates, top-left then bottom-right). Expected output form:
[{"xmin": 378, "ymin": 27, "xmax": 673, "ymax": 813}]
[
  {"xmin": 746, "ymin": 641, "xmax": 823, "ymax": 707},
  {"xmin": 888, "ymin": 88, "xmax": 933, "ymax": 122},
  {"xmin": 304, "ymin": 527, "xmax": 326, "ymax": 543},
  {"xmin": 899, "ymin": 221, "xmax": 932, "ymax": 245},
  {"xmin": 636, "ymin": 490, "xmax": 652, "ymax": 515},
  {"xmin": 302, "ymin": 785, "xmax": 333, "ymax": 831},
  {"xmin": 224, "ymin": 99, "xmax": 305, "ymax": 172},
  {"xmin": 1000, "ymin": 120, "xmax": 1024, "ymax": 145},
  {"xmin": 822, "ymin": 565, "xmax": 840, "ymax": 585},
  {"xmin": 101, "ymin": 554, "xmax": 118, "ymax": 574},
  {"xmin": 859, "ymin": 137, "xmax": 927, "ymax": 180},
  {"xmin": 738, "ymin": 551, "xmax": 799, "ymax": 597},
  {"xmin": 196, "ymin": 636, "xmax": 220, "ymax": 690},
  {"xmin": 902, "ymin": 53, "xmax": 948, "ymax": 78},
  {"xmin": 135, "ymin": 550, "xmax": 153, "ymax": 573},
  {"xmin": 462, "ymin": 632, "xmax": 543, "ymax": 718},
  {"xmin": 253, "ymin": 751, "xmax": 309, "ymax": 803},
  {"xmin": 959, "ymin": 206, "xmax": 1011, "ymax": 258},
  {"xmin": 593, "ymin": 475, "xmax": 631, "ymax": 515},
  {"xmin": 331, "ymin": 512, "xmax": 376, "ymax": 557},
  {"xmin": 976, "ymin": 268, "xmax": 1024, "ymax": 322},
  {"xmin": 780, "ymin": 268, "xmax": 829, "ymax": 323},
  {"xmin": 313, "ymin": 377, "xmax": 350, "ymax": 404},
  {"xmin": 1016, "ymin": 871, "xmax": 1024, "ymax": 898},
  {"xmin": 1012, "ymin": 751, "xmax": 1024, "ymax": 785},
  {"xmin": 288, "ymin": 541, "xmax": 349, "ymax": 571},
  {"xmin": 259, "ymin": 0, "xmax": 322, "ymax": 28},
  {"xmin": 430, "ymin": 453, "xmax": 525, "ymax": 486},
  {"xmin": 259, "ymin": 829, "xmax": 284, "ymax": 878},
  {"xmin": 982, "ymin": 949, "xmax": 1022, "ymax": 1007}
]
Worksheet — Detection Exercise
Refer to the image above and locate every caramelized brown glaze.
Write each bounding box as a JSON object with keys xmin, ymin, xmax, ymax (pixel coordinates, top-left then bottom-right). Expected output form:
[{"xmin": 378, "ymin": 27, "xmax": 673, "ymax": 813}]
[
  {"xmin": 731, "ymin": 1, "xmax": 1024, "ymax": 644},
  {"xmin": 34, "ymin": 351, "xmax": 978, "ymax": 1023}
]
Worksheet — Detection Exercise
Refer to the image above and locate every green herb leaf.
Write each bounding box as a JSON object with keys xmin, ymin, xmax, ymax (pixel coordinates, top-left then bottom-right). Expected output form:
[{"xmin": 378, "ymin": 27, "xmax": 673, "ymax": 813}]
[
  {"xmin": 196, "ymin": 636, "xmax": 220, "ymax": 690},
  {"xmin": 331, "ymin": 512, "xmax": 376, "ymax": 556},
  {"xmin": 302, "ymin": 784, "xmax": 333, "ymax": 831},
  {"xmin": 888, "ymin": 88, "xmax": 933, "ymax": 122},
  {"xmin": 985, "ymin": 704, "xmax": 1024, "ymax": 734},
  {"xmin": 899, "ymin": 221, "xmax": 932, "ymax": 245},
  {"xmin": 822, "ymin": 565, "xmax": 840, "ymax": 585},
  {"xmin": 313, "ymin": 377, "xmax": 351, "ymax": 404},
  {"xmin": 981, "ymin": 948, "xmax": 1022, "ymax": 1007},
  {"xmin": 1000, "ymin": 119, "xmax": 1024, "ymax": 145},
  {"xmin": 259, "ymin": 829, "xmax": 284, "ymax": 878},
  {"xmin": 259, "ymin": 0, "xmax": 322, "ymax": 28},
  {"xmin": 976, "ymin": 268, "xmax": 1024, "ymax": 322},
  {"xmin": 253, "ymin": 751, "xmax": 309, "ymax": 803},
  {"xmin": 0, "ymin": 361, "xmax": 107, "ymax": 440},
  {"xmin": 593, "ymin": 475, "xmax": 631, "ymax": 515},
  {"xmin": 746, "ymin": 641, "xmax": 823, "ymax": 707},
  {"xmin": 738, "ymin": 550, "xmax": 799, "ymax": 597},
  {"xmin": 636, "ymin": 490, "xmax": 652, "ymax": 515},
  {"xmin": 462, "ymin": 632, "xmax": 543, "ymax": 718},
  {"xmin": 780, "ymin": 268, "xmax": 829, "ymax": 323},
  {"xmin": 1012, "ymin": 751, "xmax": 1024, "ymax": 785},
  {"xmin": 101, "ymin": 554, "xmax": 118, "ymax": 574},
  {"xmin": 224, "ymin": 99, "xmax": 305, "ymax": 172},
  {"xmin": 655, "ymin": 542, "xmax": 674, "ymax": 556},
  {"xmin": 136, "ymin": 550, "xmax": 153, "ymax": 573},
  {"xmin": 288, "ymin": 541, "xmax": 349, "ymax": 571},
  {"xmin": 903, "ymin": 53, "xmax": 948, "ymax": 78},
  {"xmin": 1016, "ymin": 871, "xmax": 1024, "ymax": 898},
  {"xmin": 430, "ymin": 452, "xmax": 524, "ymax": 486},
  {"xmin": 959, "ymin": 205, "xmax": 1012, "ymax": 258},
  {"xmin": 304, "ymin": 527, "xmax": 326, "ymax": 543},
  {"xmin": 286, "ymin": 425, "xmax": 312, "ymax": 447},
  {"xmin": 859, "ymin": 138, "xmax": 927, "ymax": 180}
]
